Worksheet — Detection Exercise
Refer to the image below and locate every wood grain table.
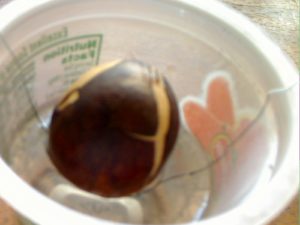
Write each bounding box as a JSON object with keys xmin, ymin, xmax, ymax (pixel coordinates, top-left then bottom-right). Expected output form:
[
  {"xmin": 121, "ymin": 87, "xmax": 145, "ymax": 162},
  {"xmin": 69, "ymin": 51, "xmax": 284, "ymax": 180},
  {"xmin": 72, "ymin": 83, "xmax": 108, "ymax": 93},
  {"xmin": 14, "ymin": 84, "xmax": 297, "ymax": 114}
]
[{"xmin": 0, "ymin": 0, "xmax": 299, "ymax": 224}]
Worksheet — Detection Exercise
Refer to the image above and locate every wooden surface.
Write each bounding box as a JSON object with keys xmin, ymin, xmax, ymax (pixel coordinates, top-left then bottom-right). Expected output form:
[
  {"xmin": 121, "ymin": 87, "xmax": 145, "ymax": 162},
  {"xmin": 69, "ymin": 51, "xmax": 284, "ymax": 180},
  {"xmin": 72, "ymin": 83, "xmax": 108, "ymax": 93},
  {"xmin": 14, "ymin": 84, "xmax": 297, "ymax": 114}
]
[
  {"xmin": 0, "ymin": 0, "xmax": 299, "ymax": 225},
  {"xmin": 222, "ymin": 0, "xmax": 299, "ymax": 65}
]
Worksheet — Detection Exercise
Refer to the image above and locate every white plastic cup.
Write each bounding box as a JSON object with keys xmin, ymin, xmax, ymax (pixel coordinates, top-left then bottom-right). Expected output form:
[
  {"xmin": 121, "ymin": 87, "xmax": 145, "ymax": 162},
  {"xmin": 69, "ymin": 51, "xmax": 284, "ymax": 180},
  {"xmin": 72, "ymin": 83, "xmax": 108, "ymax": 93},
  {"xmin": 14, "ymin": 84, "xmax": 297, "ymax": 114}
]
[{"xmin": 0, "ymin": 0, "xmax": 298, "ymax": 225}]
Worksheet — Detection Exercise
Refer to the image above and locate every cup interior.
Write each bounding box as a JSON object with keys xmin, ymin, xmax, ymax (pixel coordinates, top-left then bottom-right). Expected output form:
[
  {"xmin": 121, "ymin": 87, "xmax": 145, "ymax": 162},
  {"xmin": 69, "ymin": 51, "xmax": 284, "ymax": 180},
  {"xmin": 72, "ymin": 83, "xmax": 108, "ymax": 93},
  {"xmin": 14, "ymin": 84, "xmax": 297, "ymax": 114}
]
[{"xmin": 0, "ymin": 0, "xmax": 298, "ymax": 224}]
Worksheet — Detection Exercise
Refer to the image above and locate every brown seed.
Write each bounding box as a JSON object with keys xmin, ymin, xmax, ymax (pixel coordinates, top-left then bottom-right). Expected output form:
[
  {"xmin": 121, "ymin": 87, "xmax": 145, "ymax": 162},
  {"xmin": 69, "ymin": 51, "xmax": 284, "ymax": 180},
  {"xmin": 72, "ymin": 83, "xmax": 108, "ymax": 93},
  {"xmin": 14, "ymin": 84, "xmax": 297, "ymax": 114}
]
[
  {"xmin": 48, "ymin": 60, "xmax": 179, "ymax": 197},
  {"xmin": 0, "ymin": 199, "xmax": 19, "ymax": 225}
]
